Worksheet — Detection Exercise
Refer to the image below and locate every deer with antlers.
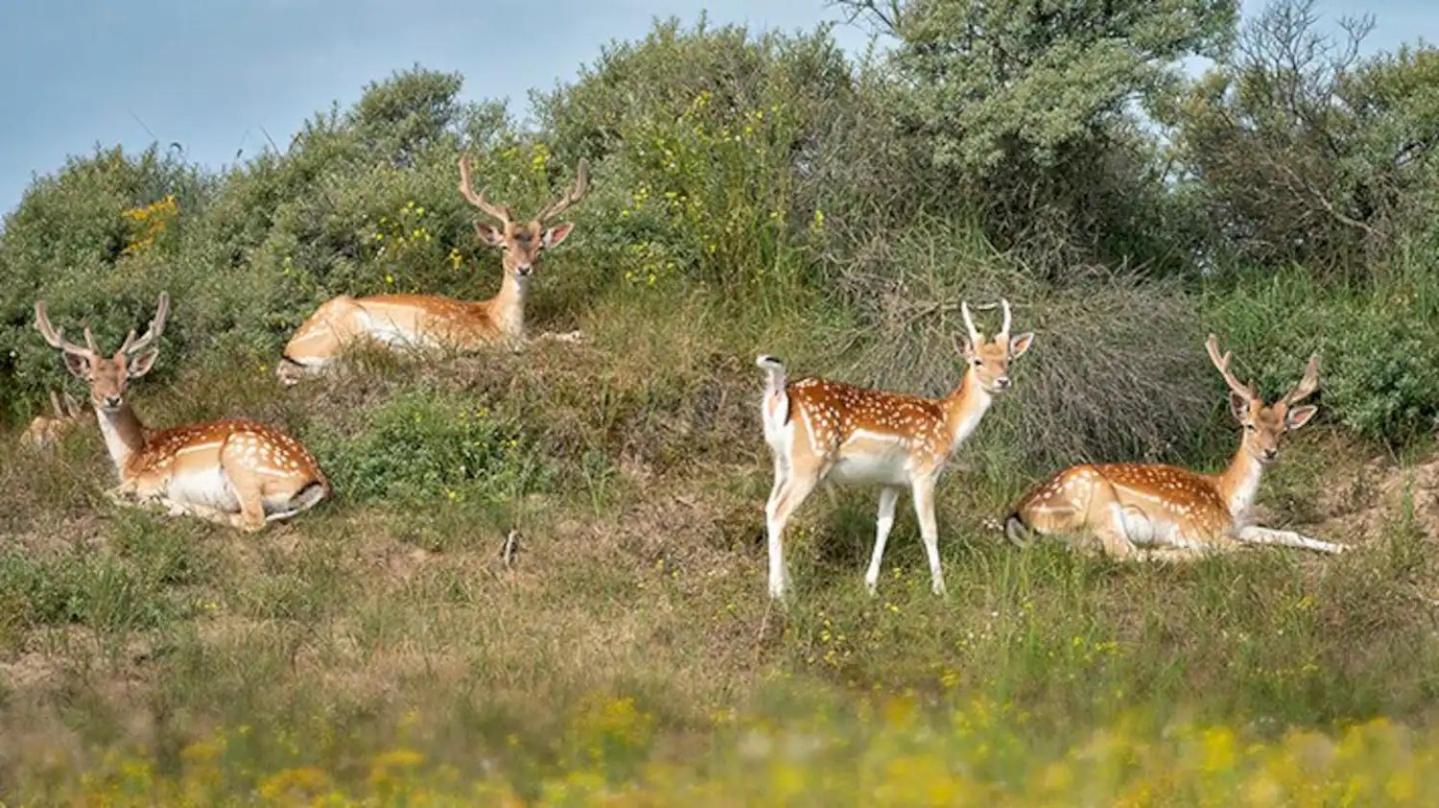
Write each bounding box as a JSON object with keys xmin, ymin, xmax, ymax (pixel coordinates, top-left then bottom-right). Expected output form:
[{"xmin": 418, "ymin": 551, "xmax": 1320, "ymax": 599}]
[
  {"xmin": 757, "ymin": 300, "xmax": 1034, "ymax": 600},
  {"xmin": 36, "ymin": 293, "xmax": 329, "ymax": 531},
  {"xmin": 276, "ymin": 154, "xmax": 590, "ymax": 384},
  {"xmin": 1005, "ymin": 334, "xmax": 1344, "ymax": 559},
  {"xmin": 20, "ymin": 389, "xmax": 87, "ymax": 450}
]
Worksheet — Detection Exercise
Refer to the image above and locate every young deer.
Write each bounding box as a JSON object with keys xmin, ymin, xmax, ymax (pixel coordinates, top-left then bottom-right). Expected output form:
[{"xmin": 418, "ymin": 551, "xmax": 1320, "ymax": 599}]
[
  {"xmin": 758, "ymin": 300, "xmax": 1034, "ymax": 600},
  {"xmin": 20, "ymin": 389, "xmax": 87, "ymax": 449},
  {"xmin": 36, "ymin": 293, "xmax": 329, "ymax": 531},
  {"xmin": 1005, "ymin": 334, "xmax": 1345, "ymax": 559},
  {"xmin": 276, "ymin": 154, "xmax": 589, "ymax": 384}
]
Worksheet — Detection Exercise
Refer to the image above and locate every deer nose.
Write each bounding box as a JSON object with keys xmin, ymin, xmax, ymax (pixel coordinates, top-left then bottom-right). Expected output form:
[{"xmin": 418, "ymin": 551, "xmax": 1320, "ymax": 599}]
[
  {"xmin": 104, "ymin": 395, "xmax": 122, "ymax": 408},
  {"xmin": 995, "ymin": 376, "xmax": 1011, "ymax": 390},
  {"xmin": 515, "ymin": 264, "xmax": 533, "ymax": 277},
  {"xmin": 1262, "ymin": 448, "xmax": 1278, "ymax": 460}
]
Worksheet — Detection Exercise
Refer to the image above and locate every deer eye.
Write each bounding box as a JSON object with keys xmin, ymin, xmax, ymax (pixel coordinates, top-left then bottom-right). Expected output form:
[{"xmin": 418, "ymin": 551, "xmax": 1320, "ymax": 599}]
[
  {"xmin": 971, "ymin": 358, "xmax": 982, "ymax": 367},
  {"xmin": 1243, "ymin": 424, "xmax": 1256, "ymax": 431}
]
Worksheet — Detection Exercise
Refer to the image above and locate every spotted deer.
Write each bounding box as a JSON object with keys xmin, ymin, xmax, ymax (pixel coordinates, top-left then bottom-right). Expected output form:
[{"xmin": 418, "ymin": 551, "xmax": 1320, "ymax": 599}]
[
  {"xmin": 20, "ymin": 389, "xmax": 86, "ymax": 449},
  {"xmin": 36, "ymin": 293, "xmax": 329, "ymax": 531},
  {"xmin": 276, "ymin": 154, "xmax": 589, "ymax": 384},
  {"xmin": 1005, "ymin": 334, "xmax": 1344, "ymax": 559},
  {"xmin": 757, "ymin": 300, "xmax": 1035, "ymax": 600}
]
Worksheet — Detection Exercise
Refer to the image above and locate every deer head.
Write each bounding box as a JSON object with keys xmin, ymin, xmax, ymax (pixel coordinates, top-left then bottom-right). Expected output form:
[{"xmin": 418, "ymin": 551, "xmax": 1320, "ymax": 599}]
[
  {"xmin": 1206, "ymin": 334, "xmax": 1319, "ymax": 465},
  {"xmin": 458, "ymin": 154, "xmax": 589, "ymax": 281},
  {"xmin": 958, "ymin": 299, "xmax": 1035, "ymax": 394},
  {"xmin": 35, "ymin": 293, "xmax": 169, "ymax": 414}
]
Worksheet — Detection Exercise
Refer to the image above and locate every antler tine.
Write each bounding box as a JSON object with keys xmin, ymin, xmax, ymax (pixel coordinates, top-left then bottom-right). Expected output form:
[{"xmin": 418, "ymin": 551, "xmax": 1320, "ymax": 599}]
[
  {"xmin": 49, "ymin": 389, "xmax": 65, "ymax": 418},
  {"xmin": 1205, "ymin": 333, "xmax": 1256, "ymax": 401},
  {"xmin": 63, "ymin": 390, "xmax": 83, "ymax": 418},
  {"xmin": 535, "ymin": 158, "xmax": 590, "ymax": 223},
  {"xmin": 960, "ymin": 300, "xmax": 982, "ymax": 345},
  {"xmin": 1282, "ymin": 353, "xmax": 1321, "ymax": 406},
  {"xmin": 457, "ymin": 154, "xmax": 513, "ymax": 225},
  {"xmin": 998, "ymin": 298, "xmax": 1012, "ymax": 339},
  {"xmin": 122, "ymin": 292, "xmax": 170, "ymax": 356},
  {"xmin": 33, "ymin": 300, "xmax": 93, "ymax": 357}
]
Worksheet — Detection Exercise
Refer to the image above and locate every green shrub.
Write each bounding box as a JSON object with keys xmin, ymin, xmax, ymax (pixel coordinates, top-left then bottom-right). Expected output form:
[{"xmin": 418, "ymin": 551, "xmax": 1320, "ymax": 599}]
[
  {"xmin": 1173, "ymin": 0, "xmax": 1439, "ymax": 275},
  {"xmin": 1205, "ymin": 266, "xmax": 1439, "ymax": 444},
  {"xmin": 308, "ymin": 388, "xmax": 548, "ymax": 505}
]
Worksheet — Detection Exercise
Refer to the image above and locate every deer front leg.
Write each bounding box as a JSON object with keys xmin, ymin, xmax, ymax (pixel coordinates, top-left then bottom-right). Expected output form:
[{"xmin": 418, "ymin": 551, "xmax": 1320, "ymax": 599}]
[
  {"xmin": 535, "ymin": 329, "xmax": 586, "ymax": 344},
  {"xmin": 864, "ymin": 487, "xmax": 901, "ymax": 595},
  {"xmin": 910, "ymin": 477, "xmax": 946, "ymax": 596},
  {"xmin": 1238, "ymin": 525, "xmax": 1346, "ymax": 554}
]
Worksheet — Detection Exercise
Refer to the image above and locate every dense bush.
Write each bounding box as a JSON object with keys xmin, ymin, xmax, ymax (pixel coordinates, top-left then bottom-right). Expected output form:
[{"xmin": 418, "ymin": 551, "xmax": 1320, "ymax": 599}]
[
  {"xmin": 308, "ymin": 388, "xmax": 548, "ymax": 505},
  {"xmin": 2, "ymin": 3, "xmax": 1437, "ymax": 457},
  {"xmin": 1173, "ymin": 0, "xmax": 1439, "ymax": 275},
  {"xmin": 836, "ymin": 0, "xmax": 1235, "ymax": 269}
]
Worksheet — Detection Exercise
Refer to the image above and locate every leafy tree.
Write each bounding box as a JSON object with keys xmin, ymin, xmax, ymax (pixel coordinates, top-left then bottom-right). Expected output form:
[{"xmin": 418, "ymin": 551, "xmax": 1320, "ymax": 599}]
[
  {"xmin": 837, "ymin": 0, "xmax": 1237, "ymax": 269},
  {"xmin": 1172, "ymin": 0, "xmax": 1439, "ymax": 276}
]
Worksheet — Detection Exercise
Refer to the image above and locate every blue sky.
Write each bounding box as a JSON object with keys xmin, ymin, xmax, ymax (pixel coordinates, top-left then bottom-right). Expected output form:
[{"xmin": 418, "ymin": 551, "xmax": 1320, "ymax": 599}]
[{"xmin": 1, "ymin": 1, "xmax": 1433, "ymax": 216}]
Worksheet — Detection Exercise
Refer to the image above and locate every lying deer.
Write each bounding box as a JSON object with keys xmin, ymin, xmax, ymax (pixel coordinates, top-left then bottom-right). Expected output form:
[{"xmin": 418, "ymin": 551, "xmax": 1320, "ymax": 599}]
[
  {"xmin": 1005, "ymin": 334, "xmax": 1345, "ymax": 559},
  {"xmin": 36, "ymin": 293, "xmax": 329, "ymax": 531},
  {"xmin": 757, "ymin": 300, "xmax": 1034, "ymax": 600},
  {"xmin": 276, "ymin": 154, "xmax": 589, "ymax": 384},
  {"xmin": 21, "ymin": 390, "xmax": 86, "ymax": 449}
]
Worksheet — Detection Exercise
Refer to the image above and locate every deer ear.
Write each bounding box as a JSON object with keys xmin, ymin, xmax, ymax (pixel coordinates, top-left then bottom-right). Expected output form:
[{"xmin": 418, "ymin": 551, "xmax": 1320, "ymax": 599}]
[
  {"xmin": 127, "ymin": 349, "xmax": 159, "ymax": 379},
  {"xmin": 62, "ymin": 352, "xmax": 91, "ymax": 380},
  {"xmin": 474, "ymin": 221, "xmax": 506, "ymax": 247},
  {"xmin": 1229, "ymin": 392, "xmax": 1250, "ymax": 422},
  {"xmin": 1286, "ymin": 404, "xmax": 1318, "ymax": 431},
  {"xmin": 1009, "ymin": 332, "xmax": 1034, "ymax": 358},
  {"xmin": 542, "ymin": 222, "xmax": 574, "ymax": 248}
]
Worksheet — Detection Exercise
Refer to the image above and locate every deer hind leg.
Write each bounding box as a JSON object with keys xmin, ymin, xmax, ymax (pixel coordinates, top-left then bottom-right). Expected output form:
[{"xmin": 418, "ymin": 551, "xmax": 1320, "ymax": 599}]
[
  {"xmin": 910, "ymin": 476, "xmax": 946, "ymax": 596},
  {"xmin": 764, "ymin": 456, "xmax": 822, "ymax": 601},
  {"xmin": 1237, "ymin": 525, "xmax": 1346, "ymax": 554},
  {"xmin": 277, "ymin": 296, "xmax": 366, "ymax": 384},
  {"xmin": 864, "ymin": 486, "xmax": 901, "ymax": 595}
]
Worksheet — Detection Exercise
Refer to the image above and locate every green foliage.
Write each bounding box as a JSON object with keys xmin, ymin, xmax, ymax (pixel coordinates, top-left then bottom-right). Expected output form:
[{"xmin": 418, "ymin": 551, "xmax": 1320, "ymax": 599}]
[
  {"xmin": 1206, "ymin": 266, "xmax": 1439, "ymax": 443},
  {"xmin": 536, "ymin": 19, "xmax": 851, "ymax": 297},
  {"xmin": 309, "ymin": 388, "xmax": 547, "ymax": 505},
  {"xmin": 838, "ymin": 0, "xmax": 1236, "ymax": 266},
  {"xmin": 1173, "ymin": 0, "xmax": 1439, "ymax": 274}
]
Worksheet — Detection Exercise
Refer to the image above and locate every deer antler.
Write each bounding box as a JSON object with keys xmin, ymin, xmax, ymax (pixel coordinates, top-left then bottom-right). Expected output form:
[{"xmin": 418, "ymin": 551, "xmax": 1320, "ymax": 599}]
[
  {"xmin": 535, "ymin": 158, "xmax": 590, "ymax": 223},
  {"xmin": 117, "ymin": 292, "xmax": 169, "ymax": 356},
  {"xmin": 457, "ymin": 154, "xmax": 514, "ymax": 224},
  {"xmin": 34, "ymin": 300, "xmax": 95, "ymax": 359},
  {"xmin": 1205, "ymin": 334, "xmax": 1256, "ymax": 401},
  {"xmin": 998, "ymin": 298, "xmax": 1012, "ymax": 340},
  {"xmin": 960, "ymin": 300, "xmax": 982, "ymax": 345},
  {"xmin": 1281, "ymin": 353, "xmax": 1320, "ymax": 406}
]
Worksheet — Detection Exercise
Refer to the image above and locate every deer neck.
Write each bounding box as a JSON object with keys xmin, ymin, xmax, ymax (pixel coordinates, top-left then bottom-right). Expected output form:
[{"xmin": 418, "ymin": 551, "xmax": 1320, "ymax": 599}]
[
  {"xmin": 95, "ymin": 402, "xmax": 147, "ymax": 478},
  {"xmin": 1216, "ymin": 442, "xmax": 1264, "ymax": 520},
  {"xmin": 480, "ymin": 269, "xmax": 527, "ymax": 339},
  {"xmin": 940, "ymin": 371, "xmax": 993, "ymax": 455}
]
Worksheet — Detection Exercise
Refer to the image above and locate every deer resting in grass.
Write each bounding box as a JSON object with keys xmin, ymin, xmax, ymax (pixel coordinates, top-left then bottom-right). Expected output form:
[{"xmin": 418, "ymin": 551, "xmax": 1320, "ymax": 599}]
[
  {"xmin": 36, "ymin": 293, "xmax": 329, "ymax": 531},
  {"xmin": 1005, "ymin": 334, "xmax": 1345, "ymax": 559},
  {"xmin": 276, "ymin": 154, "xmax": 589, "ymax": 384},
  {"xmin": 21, "ymin": 389, "xmax": 86, "ymax": 449},
  {"xmin": 757, "ymin": 300, "xmax": 1034, "ymax": 600}
]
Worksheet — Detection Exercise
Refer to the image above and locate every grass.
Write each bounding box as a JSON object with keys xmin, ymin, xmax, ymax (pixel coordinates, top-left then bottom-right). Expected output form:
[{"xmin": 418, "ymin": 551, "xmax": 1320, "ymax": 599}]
[{"xmin": 1, "ymin": 284, "xmax": 1437, "ymax": 805}]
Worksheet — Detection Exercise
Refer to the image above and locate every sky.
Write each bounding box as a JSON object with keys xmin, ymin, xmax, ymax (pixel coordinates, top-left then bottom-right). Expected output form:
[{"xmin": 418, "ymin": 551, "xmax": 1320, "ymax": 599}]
[{"xmin": 1, "ymin": 1, "xmax": 1434, "ymax": 216}]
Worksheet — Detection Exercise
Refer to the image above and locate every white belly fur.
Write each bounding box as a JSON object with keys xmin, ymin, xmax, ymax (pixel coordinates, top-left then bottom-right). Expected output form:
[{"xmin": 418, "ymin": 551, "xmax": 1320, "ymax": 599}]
[
  {"xmin": 829, "ymin": 451, "xmax": 912, "ymax": 486},
  {"xmin": 167, "ymin": 468, "xmax": 240, "ymax": 513},
  {"xmin": 361, "ymin": 309, "xmax": 444, "ymax": 350}
]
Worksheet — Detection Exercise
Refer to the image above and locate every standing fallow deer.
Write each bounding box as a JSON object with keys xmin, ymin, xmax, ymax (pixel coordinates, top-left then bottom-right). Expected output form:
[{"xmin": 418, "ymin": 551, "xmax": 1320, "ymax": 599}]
[
  {"xmin": 276, "ymin": 154, "xmax": 590, "ymax": 384},
  {"xmin": 1005, "ymin": 334, "xmax": 1345, "ymax": 559},
  {"xmin": 20, "ymin": 389, "xmax": 86, "ymax": 449},
  {"xmin": 757, "ymin": 300, "xmax": 1035, "ymax": 600},
  {"xmin": 36, "ymin": 293, "xmax": 329, "ymax": 531}
]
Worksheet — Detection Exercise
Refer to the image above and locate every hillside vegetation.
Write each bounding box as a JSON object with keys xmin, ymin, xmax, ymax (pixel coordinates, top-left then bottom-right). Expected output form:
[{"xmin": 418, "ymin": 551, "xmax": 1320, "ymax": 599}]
[{"xmin": 2, "ymin": 1, "xmax": 1439, "ymax": 803}]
